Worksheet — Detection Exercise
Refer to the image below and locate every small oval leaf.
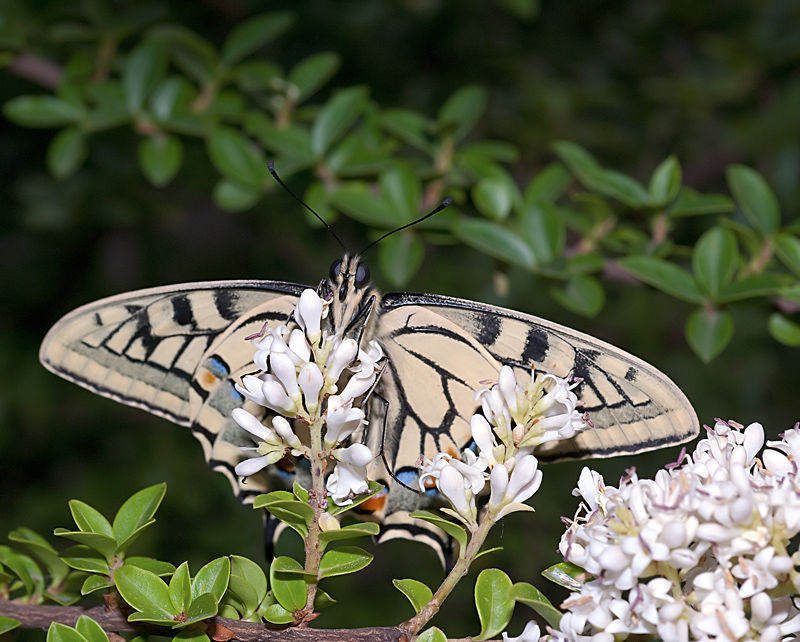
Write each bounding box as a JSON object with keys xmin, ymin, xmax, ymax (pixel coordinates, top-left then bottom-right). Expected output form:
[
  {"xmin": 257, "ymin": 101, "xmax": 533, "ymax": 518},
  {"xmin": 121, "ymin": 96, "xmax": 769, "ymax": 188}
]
[
  {"xmin": 685, "ymin": 308, "xmax": 734, "ymax": 363},
  {"xmin": 474, "ymin": 568, "xmax": 514, "ymax": 641}
]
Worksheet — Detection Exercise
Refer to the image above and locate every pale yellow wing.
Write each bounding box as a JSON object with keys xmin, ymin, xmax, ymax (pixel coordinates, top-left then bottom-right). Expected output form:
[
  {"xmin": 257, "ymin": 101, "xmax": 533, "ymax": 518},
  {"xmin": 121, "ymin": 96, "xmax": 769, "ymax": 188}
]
[
  {"xmin": 39, "ymin": 280, "xmax": 304, "ymax": 426},
  {"xmin": 378, "ymin": 292, "xmax": 698, "ymax": 467}
]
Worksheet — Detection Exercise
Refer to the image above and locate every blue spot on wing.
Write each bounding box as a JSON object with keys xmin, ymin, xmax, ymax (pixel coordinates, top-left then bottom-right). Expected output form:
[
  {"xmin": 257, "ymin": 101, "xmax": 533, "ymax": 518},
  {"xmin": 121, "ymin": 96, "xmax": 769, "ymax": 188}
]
[{"xmin": 206, "ymin": 356, "xmax": 230, "ymax": 378}]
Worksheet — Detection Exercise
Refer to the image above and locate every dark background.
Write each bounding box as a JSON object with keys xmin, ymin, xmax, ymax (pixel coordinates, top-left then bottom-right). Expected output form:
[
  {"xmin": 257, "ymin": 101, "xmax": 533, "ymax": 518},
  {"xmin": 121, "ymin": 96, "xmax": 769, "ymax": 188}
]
[{"xmin": 2, "ymin": 0, "xmax": 800, "ymax": 636}]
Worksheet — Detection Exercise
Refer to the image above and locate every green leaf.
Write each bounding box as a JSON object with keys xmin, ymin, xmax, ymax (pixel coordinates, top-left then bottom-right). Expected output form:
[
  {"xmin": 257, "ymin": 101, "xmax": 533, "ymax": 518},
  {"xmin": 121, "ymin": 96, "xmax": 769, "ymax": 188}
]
[
  {"xmin": 686, "ymin": 308, "xmax": 734, "ymax": 363},
  {"xmin": 123, "ymin": 40, "xmax": 168, "ymax": 113},
  {"xmin": 149, "ymin": 25, "xmax": 217, "ymax": 84},
  {"xmin": 59, "ymin": 545, "xmax": 108, "ymax": 573},
  {"xmin": 318, "ymin": 546, "xmax": 373, "ymax": 579},
  {"xmin": 727, "ymin": 164, "xmax": 781, "ymax": 235},
  {"xmin": 207, "ymin": 128, "xmax": 267, "ymax": 188},
  {"xmin": 314, "ymin": 587, "xmax": 336, "ymax": 610},
  {"xmin": 174, "ymin": 631, "xmax": 211, "ymax": 642},
  {"xmin": 331, "ymin": 182, "xmax": 394, "ymax": 227},
  {"xmin": 524, "ymin": 162, "xmax": 572, "ymax": 205},
  {"xmin": 184, "ymin": 593, "xmax": 219, "ymax": 625},
  {"xmin": 318, "ymin": 522, "xmax": 380, "ymax": 546},
  {"xmin": 289, "ymin": 52, "xmax": 341, "ymax": 101},
  {"xmin": 47, "ymin": 127, "xmax": 87, "ymax": 179},
  {"xmin": 150, "ymin": 76, "xmax": 195, "ymax": 121},
  {"xmin": 169, "ymin": 562, "xmax": 192, "ymax": 614},
  {"xmin": 263, "ymin": 603, "xmax": 295, "ymax": 624},
  {"xmin": 228, "ymin": 556, "xmax": 268, "ymax": 613},
  {"xmin": 768, "ymin": 313, "xmax": 800, "ymax": 347},
  {"xmin": 381, "ymin": 108, "xmax": 432, "ymax": 151},
  {"xmin": 541, "ymin": 562, "xmax": 585, "ymax": 591},
  {"xmin": 47, "ymin": 622, "xmax": 87, "ymax": 642},
  {"xmin": 437, "ymin": 85, "xmax": 487, "ymax": 141},
  {"xmin": 393, "ymin": 578, "xmax": 433, "ymax": 614},
  {"xmin": 75, "ymin": 616, "xmax": 109, "ymax": 642},
  {"xmin": 126, "ymin": 611, "xmax": 179, "ymax": 626},
  {"xmin": 311, "ymin": 86, "xmax": 369, "ymax": 157},
  {"xmin": 551, "ymin": 141, "xmax": 598, "ymax": 176},
  {"xmin": 616, "ymin": 256, "xmax": 704, "ymax": 304},
  {"xmin": 453, "ymin": 219, "xmax": 536, "ymax": 270},
  {"xmin": 668, "ymin": 187, "xmax": 735, "ymax": 217},
  {"xmin": 68, "ymin": 500, "xmax": 113, "ymax": 536},
  {"xmin": 717, "ymin": 274, "xmax": 788, "ymax": 303},
  {"xmin": 220, "ymin": 12, "xmax": 293, "ymax": 67},
  {"xmin": 4, "ymin": 95, "xmax": 84, "ymax": 127},
  {"xmin": 54, "ymin": 530, "xmax": 117, "ymax": 562},
  {"xmin": 473, "ymin": 177, "xmax": 514, "ymax": 221},
  {"xmin": 521, "ymin": 203, "xmax": 566, "ymax": 265},
  {"xmin": 776, "ymin": 233, "xmax": 800, "ymax": 278},
  {"xmin": 474, "ymin": 568, "xmax": 515, "ymax": 641},
  {"xmin": 380, "ymin": 162, "xmax": 421, "ymax": 222},
  {"xmin": 81, "ymin": 574, "xmax": 113, "ymax": 595},
  {"xmin": 114, "ymin": 564, "xmax": 178, "ymax": 618},
  {"xmin": 269, "ymin": 557, "xmax": 308, "ymax": 612},
  {"xmin": 415, "ymin": 627, "xmax": 448, "ymax": 642},
  {"xmin": 552, "ymin": 141, "xmax": 649, "ymax": 207},
  {"xmin": 0, "ymin": 617, "xmax": 21, "ymax": 635},
  {"xmin": 112, "ymin": 483, "xmax": 166, "ymax": 545},
  {"xmin": 192, "ymin": 557, "xmax": 230, "ymax": 603},
  {"xmin": 408, "ymin": 511, "xmax": 468, "ymax": 554},
  {"xmin": 9, "ymin": 527, "xmax": 69, "ymax": 585},
  {"xmin": 475, "ymin": 546, "xmax": 504, "ymax": 560},
  {"xmin": 692, "ymin": 226, "xmax": 739, "ymax": 300},
  {"xmin": 378, "ymin": 233, "xmax": 424, "ymax": 288},
  {"xmin": 550, "ymin": 275, "xmax": 605, "ymax": 317},
  {"xmin": 258, "ymin": 499, "xmax": 314, "ymax": 537},
  {"xmin": 125, "ymin": 557, "xmax": 176, "ymax": 576},
  {"xmin": 139, "ymin": 135, "xmax": 183, "ymax": 186},
  {"xmin": 649, "ymin": 155, "xmax": 682, "ymax": 206},
  {"xmin": 508, "ymin": 582, "xmax": 562, "ymax": 629},
  {"xmin": 213, "ymin": 179, "xmax": 261, "ymax": 212}
]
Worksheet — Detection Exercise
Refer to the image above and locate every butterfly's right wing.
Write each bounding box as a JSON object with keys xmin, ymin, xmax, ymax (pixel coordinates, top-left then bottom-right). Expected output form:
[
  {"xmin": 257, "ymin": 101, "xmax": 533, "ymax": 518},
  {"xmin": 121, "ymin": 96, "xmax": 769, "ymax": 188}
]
[{"xmin": 39, "ymin": 280, "xmax": 305, "ymax": 498}]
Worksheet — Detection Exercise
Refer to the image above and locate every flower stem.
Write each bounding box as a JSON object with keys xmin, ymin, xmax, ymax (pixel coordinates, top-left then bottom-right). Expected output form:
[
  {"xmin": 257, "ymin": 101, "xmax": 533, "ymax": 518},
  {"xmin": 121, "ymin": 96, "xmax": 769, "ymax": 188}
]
[
  {"xmin": 401, "ymin": 513, "xmax": 495, "ymax": 636},
  {"xmin": 300, "ymin": 417, "xmax": 327, "ymax": 624}
]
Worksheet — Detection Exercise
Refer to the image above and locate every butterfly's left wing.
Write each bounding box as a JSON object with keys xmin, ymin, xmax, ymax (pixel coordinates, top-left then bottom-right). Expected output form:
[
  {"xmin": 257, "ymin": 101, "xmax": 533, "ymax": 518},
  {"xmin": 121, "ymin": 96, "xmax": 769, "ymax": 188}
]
[
  {"xmin": 39, "ymin": 280, "xmax": 305, "ymax": 500},
  {"xmin": 374, "ymin": 291, "xmax": 698, "ymax": 480}
]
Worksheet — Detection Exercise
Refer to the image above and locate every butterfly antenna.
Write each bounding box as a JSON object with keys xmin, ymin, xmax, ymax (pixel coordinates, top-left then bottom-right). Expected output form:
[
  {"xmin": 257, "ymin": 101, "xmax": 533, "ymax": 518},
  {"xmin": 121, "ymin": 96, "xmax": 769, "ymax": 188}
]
[
  {"xmin": 268, "ymin": 161, "xmax": 346, "ymax": 251},
  {"xmin": 360, "ymin": 197, "xmax": 454, "ymax": 256}
]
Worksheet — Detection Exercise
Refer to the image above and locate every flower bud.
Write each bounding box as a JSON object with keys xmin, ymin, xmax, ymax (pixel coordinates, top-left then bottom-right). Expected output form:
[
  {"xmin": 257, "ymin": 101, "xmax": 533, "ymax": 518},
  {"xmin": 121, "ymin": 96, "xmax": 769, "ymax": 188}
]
[
  {"xmin": 261, "ymin": 380, "xmax": 296, "ymax": 414},
  {"xmin": 298, "ymin": 362, "xmax": 324, "ymax": 414},
  {"xmin": 232, "ymin": 408, "xmax": 274, "ymax": 442},
  {"xmin": 326, "ymin": 338, "xmax": 358, "ymax": 384},
  {"xmin": 318, "ymin": 512, "xmax": 340, "ymax": 531},
  {"xmin": 270, "ymin": 352, "xmax": 300, "ymax": 398},
  {"xmin": 296, "ymin": 289, "xmax": 323, "ymax": 344},
  {"xmin": 271, "ymin": 415, "xmax": 303, "ymax": 450},
  {"xmin": 325, "ymin": 396, "xmax": 364, "ymax": 448}
]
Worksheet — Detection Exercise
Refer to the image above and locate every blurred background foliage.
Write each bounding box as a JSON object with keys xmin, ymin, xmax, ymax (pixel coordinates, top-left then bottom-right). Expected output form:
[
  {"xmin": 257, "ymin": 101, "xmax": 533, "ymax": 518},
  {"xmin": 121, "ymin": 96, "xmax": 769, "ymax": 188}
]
[{"xmin": 2, "ymin": 0, "xmax": 800, "ymax": 637}]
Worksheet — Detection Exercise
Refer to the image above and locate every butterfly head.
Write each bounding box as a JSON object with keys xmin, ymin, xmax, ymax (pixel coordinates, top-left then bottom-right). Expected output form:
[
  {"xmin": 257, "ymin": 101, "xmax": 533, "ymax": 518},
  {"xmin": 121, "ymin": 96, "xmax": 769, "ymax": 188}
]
[{"xmin": 320, "ymin": 254, "xmax": 381, "ymax": 340}]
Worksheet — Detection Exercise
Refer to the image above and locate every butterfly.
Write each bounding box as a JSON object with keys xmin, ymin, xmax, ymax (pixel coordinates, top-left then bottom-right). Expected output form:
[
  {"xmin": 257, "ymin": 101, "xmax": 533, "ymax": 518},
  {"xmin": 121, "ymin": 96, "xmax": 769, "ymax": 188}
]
[{"xmin": 39, "ymin": 249, "xmax": 700, "ymax": 554}]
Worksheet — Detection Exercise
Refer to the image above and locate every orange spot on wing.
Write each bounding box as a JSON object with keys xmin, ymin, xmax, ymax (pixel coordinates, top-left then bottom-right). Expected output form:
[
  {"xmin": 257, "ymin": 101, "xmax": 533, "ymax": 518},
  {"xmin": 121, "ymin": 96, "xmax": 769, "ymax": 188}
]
[
  {"xmin": 201, "ymin": 370, "xmax": 217, "ymax": 386},
  {"xmin": 355, "ymin": 489, "xmax": 387, "ymax": 514},
  {"xmin": 276, "ymin": 456, "xmax": 295, "ymax": 474}
]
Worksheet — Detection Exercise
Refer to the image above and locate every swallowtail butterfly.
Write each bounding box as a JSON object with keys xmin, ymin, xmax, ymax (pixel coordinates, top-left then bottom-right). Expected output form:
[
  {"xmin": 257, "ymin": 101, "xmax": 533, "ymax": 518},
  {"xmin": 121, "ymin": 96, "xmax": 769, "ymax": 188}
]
[{"xmin": 39, "ymin": 249, "xmax": 699, "ymax": 551}]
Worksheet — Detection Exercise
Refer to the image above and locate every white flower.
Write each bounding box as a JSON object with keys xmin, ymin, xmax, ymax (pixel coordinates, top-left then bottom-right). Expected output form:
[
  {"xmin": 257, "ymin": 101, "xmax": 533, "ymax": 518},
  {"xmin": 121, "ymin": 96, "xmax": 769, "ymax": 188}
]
[
  {"xmin": 324, "ymin": 395, "xmax": 364, "ymax": 448},
  {"xmin": 326, "ymin": 443, "xmax": 374, "ymax": 506},
  {"xmin": 232, "ymin": 408, "xmax": 295, "ymax": 476},
  {"xmin": 438, "ymin": 465, "xmax": 477, "ymax": 523},
  {"xmin": 298, "ymin": 362, "xmax": 324, "ymax": 414},
  {"xmin": 554, "ymin": 419, "xmax": 800, "ymax": 642},
  {"xmin": 295, "ymin": 289, "xmax": 324, "ymax": 345}
]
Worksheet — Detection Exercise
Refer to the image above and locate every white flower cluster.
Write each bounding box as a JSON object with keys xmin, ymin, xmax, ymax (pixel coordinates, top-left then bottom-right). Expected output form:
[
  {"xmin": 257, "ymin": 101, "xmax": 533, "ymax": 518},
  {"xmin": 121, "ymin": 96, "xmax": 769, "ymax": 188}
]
[
  {"xmin": 554, "ymin": 419, "xmax": 800, "ymax": 642},
  {"xmin": 232, "ymin": 289, "xmax": 383, "ymax": 506},
  {"xmin": 419, "ymin": 365, "xmax": 589, "ymax": 527}
]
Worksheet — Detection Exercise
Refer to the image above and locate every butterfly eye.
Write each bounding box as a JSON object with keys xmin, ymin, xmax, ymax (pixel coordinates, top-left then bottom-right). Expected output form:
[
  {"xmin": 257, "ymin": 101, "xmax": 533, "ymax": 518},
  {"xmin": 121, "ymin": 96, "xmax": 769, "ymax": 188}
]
[
  {"xmin": 355, "ymin": 263, "xmax": 370, "ymax": 287},
  {"xmin": 329, "ymin": 259, "xmax": 343, "ymax": 281}
]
